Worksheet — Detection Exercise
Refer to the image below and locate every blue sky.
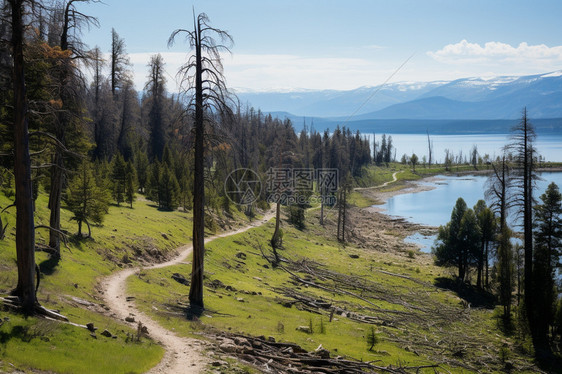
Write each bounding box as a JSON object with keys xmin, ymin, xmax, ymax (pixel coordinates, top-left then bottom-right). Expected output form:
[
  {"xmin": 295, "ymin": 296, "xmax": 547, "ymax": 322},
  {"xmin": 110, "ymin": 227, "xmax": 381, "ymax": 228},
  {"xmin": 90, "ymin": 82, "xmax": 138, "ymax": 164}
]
[{"xmin": 79, "ymin": 0, "xmax": 562, "ymax": 92}]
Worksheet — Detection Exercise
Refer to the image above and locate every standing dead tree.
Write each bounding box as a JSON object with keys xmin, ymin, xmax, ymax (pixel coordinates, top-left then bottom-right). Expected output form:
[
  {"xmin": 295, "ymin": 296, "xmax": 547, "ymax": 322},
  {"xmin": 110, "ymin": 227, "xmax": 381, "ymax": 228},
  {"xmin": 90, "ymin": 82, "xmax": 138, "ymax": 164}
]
[
  {"xmin": 47, "ymin": 0, "xmax": 99, "ymax": 260},
  {"xmin": 169, "ymin": 12, "xmax": 233, "ymax": 309},
  {"xmin": 485, "ymin": 154, "xmax": 515, "ymax": 320}
]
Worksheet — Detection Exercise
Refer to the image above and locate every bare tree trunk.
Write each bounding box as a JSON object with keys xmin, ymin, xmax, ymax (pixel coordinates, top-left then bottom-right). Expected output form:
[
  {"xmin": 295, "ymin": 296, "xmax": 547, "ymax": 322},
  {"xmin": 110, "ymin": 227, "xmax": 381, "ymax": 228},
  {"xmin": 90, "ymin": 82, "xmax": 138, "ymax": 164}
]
[
  {"xmin": 477, "ymin": 241, "xmax": 484, "ymax": 289},
  {"xmin": 342, "ymin": 188, "xmax": 347, "ymax": 242},
  {"xmin": 319, "ymin": 198, "xmax": 324, "ymax": 226},
  {"xmin": 10, "ymin": 0, "xmax": 37, "ymax": 314},
  {"xmin": 48, "ymin": 152, "xmax": 63, "ymax": 258},
  {"xmin": 336, "ymin": 190, "xmax": 342, "ymax": 241},
  {"xmin": 270, "ymin": 201, "xmax": 281, "ymax": 265},
  {"xmin": 189, "ymin": 19, "xmax": 205, "ymax": 309}
]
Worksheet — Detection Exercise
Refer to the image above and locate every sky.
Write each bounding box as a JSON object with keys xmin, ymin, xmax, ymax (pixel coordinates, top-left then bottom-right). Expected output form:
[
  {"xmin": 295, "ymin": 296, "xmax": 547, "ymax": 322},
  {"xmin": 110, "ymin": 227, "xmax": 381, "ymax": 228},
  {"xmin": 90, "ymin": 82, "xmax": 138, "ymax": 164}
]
[{"xmin": 78, "ymin": 0, "xmax": 562, "ymax": 93}]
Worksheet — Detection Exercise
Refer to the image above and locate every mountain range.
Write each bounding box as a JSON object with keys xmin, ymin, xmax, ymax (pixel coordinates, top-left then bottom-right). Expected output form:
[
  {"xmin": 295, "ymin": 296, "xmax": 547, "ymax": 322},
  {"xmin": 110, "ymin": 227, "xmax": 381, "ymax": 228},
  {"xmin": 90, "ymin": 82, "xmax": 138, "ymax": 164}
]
[{"xmin": 235, "ymin": 71, "xmax": 562, "ymax": 134}]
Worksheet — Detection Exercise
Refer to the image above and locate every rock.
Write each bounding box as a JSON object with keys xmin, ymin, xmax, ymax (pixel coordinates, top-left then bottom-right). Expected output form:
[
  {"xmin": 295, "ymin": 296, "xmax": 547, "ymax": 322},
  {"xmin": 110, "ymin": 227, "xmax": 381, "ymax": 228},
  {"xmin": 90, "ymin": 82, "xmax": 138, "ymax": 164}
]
[
  {"xmin": 171, "ymin": 273, "xmax": 189, "ymax": 286},
  {"xmin": 252, "ymin": 276, "xmax": 263, "ymax": 282},
  {"xmin": 161, "ymin": 233, "xmax": 169, "ymax": 240},
  {"xmin": 90, "ymin": 333, "xmax": 97, "ymax": 339},
  {"xmin": 236, "ymin": 297, "xmax": 245, "ymax": 302},
  {"xmin": 125, "ymin": 316, "xmax": 135, "ymax": 323},
  {"xmin": 235, "ymin": 252, "xmax": 247, "ymax": 260},
  {"xmin": 211, "ymin": 360, "xmax": 227, "ymax": 367},
  {"xmin": 267, "ymin": 336, "xmax": 276, "ymax": 343},
  {"xmin": 101, "ymin": 329, "xmax": 112, "ymax": 338},
  {"xmin": 225, "ymin": 285, "xmax": 236, "ymax": 292},
  {"xmin": 126, "ymin": 296, "xmax": 135, "ymax": 302},
  {"xmin": 296, "ymin": 326, "xmax": 312, "ymax": 333},
  {"xmin": 349, "ymin": 254, "xmax": 359, "ymax": 259},
  {"xmin": 86, "ymin": 322, "xmax": 97, "ymax": 332}
]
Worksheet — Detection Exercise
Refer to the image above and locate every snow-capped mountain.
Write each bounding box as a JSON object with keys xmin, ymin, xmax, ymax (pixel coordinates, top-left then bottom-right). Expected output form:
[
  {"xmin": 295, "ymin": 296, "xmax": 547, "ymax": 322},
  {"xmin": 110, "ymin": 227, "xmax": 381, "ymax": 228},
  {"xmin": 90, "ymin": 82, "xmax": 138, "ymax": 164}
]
[{"xmin": 236, "ymin": 71, "xmax": 562, "ymax": 120}]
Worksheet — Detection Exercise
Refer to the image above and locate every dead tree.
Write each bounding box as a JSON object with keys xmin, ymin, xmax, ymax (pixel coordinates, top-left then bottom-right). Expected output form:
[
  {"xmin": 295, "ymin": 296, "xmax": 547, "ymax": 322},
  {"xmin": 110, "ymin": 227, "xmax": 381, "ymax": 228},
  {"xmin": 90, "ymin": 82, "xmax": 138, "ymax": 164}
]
[
  {"xmin": 169, "ymin": 12, "xmax": 233, "ymax": 309},
  {"xmin": 47, "ymin": 0, "xmax": 98, "ymax": 259},
  {"xmin": 485, "ymin": 155, "xmax": 515, "ymax": 320},
  {"xmin": 337, "ymin": 185, "xmax": 348, "ymax": 243}
]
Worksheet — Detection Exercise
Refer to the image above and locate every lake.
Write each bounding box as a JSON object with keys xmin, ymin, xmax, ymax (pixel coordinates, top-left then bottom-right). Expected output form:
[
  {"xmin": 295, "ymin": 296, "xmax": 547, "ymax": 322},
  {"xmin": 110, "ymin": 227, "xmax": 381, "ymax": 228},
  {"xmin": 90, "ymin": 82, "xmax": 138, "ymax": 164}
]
[
  {"xmin": 366, "ymin": 133, "xmax": 562, "ymax": 162},
  {"xmin": 381, "ymin": 172, "xmax": 562, "ymax": 252}
]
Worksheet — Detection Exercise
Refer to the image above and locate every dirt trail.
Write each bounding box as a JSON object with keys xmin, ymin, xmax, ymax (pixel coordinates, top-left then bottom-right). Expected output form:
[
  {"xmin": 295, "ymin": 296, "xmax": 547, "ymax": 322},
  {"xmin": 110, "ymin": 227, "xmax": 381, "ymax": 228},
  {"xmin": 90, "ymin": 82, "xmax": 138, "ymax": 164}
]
[
  {"xmin": 100, "ymin": 211, "xmax": 275, "ymax": 374},
  {"xmin": 355, "ymin": 170, "xmax": 402, "ymax": 191}
]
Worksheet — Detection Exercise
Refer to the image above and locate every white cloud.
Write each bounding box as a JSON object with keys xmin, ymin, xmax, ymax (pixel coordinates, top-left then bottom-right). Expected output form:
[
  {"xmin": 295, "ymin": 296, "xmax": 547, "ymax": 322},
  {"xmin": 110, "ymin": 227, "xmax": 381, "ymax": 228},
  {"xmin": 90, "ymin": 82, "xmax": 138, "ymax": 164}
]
[
  {"xmin": 428, "ymin": 39, "xmax": 562, "ymax": 64},
  {"xmin": 125, "ymin": 52, "xmax": 392, "ymax": 92}
]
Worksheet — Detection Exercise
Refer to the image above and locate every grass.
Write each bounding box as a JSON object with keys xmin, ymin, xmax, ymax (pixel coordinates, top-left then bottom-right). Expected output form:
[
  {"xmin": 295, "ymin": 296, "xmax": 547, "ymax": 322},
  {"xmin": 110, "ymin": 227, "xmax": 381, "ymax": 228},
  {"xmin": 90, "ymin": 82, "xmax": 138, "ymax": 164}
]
[
  {"xmin": 124, "ymin": 204, "xmax": 539, "ymax": 373},
  {"xmin": 0, "ymin": 164, "xmax": 543, "ymax": 373},
  {"xmin": 0, "ymin": 187, "xmax": 204, "ymax": 373},
  {"xmin": 126, "ymin": 223, "xmax": 433, "ymax": 367}
]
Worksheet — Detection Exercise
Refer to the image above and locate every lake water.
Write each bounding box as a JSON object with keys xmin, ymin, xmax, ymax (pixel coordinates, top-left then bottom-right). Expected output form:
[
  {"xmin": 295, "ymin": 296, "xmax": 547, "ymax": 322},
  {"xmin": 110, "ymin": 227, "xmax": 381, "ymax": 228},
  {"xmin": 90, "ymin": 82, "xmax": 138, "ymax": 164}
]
[
  {"xmin": 366, "ymin": 133, "xmax": 562, "ymax": 162},
  {"xmin": 382, "ymin": 172, "xmax": 562, "ymax": 252}
]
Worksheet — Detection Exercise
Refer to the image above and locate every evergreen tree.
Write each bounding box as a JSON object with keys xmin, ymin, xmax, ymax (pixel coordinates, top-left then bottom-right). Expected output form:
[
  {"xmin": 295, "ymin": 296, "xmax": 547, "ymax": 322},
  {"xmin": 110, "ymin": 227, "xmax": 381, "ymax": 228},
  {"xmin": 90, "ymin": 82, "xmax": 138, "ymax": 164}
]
[
  {"xmin": 159, "ymin": 164, "xmax": 179, "ymax": 211},
  {"xmin": 434, "ymin": 198, "xmax": 480, "ymax": 281},
  {"xmin": 65, "ymin": 160, "xmax": 110, "ymax": 237},
  {"xmin": 145, "ymin": 54, "xmax": 166, "ymax": 161},
  {"xmin": 135, "ymin": 150, "xmax": 149, "ymax": 193},
  {"xmin": 111, "ymin": 153, "xmax": 127, "ymax": 206},
  {"xmin": 533, "ymin": 182, "xmax": 562, "ymax": 346},
  {"xmin": 474, "ymin": 200, "xmax": 496, "ymax": 289},
  {"xmin": 410, "ymin": 153, "xmax": 418, "ymax": 173},
  {"xmin": 124, "ymin": 161, "xmax": 137, "ymax": 208},
  {"xmin": 145, "ymin": 161, "xmax": 160, "ymax": 202}
]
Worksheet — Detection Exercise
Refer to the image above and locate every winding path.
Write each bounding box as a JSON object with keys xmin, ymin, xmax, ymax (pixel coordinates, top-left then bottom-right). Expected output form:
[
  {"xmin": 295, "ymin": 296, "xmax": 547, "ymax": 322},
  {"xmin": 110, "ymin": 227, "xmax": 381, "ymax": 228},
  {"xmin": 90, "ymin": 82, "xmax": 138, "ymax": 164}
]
[
  {"xmin": 355, "ymin": 170, "xmax": 402, "ymax": 191},
  {"xmin": 100, "ymin": 212, "xmax": 276, "ymax": 373}
]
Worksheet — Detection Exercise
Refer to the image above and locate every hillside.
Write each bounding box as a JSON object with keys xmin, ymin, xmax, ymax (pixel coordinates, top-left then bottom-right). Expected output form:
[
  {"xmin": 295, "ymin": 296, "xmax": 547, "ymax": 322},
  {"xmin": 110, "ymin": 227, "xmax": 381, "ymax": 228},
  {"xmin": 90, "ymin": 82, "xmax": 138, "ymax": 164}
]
[{"xmin": 0, "ymin": 165, "xmax": 549, "ymax": 373}]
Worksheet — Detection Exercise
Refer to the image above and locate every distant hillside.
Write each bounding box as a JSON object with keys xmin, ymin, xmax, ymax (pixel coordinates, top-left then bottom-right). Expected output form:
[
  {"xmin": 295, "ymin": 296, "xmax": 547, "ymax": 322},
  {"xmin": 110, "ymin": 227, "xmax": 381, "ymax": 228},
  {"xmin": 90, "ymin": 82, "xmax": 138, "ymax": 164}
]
[{"xmin": 237, "ymin": 71, "xmax": 562, "ymax": 121}]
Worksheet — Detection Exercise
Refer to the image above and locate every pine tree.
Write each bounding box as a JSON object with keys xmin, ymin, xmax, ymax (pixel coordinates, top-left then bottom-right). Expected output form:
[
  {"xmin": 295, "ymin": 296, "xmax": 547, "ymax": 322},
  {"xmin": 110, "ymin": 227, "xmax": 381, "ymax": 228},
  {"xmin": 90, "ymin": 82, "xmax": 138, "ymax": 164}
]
[
  {"xmin": 65, "ymin": 160, "xmax": 110, "ymax": 237},
  {"xmin": 125, "ymin": 161, "xmax": 137, "ymax": 208},
  {"xmin": 159, "ymin": 164, "xmax": 179, "ymax": 211},
  {"xmin": 111, "ymin": 153, "xmax": 127, "ymax": 206},
  {"xmin": 145, "ymin": 161, "xmax": 160, "ymax": 203},
  {"xmin": 533, "ymin": 182, "xmax": 562, "ymax": 347},
  {"xmin": 474, "ymin": 200, "xmax": 495, "ymax": 289}
]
